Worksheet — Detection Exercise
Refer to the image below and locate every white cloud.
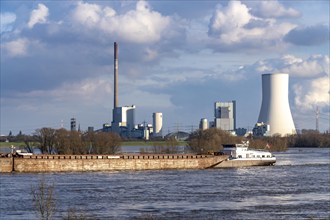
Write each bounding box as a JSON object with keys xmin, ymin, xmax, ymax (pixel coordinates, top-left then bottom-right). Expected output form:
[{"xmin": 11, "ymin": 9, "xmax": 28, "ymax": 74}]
[
  {"xmin": 250, "ymin": 1, "xmax": 300, "ymax": 18},
  {"xmin": 294, "ymin": 76, "xmax": 329, "ymax": 110},
  {"xmin": 2, "ymin": 38, "xmax": 29, "ymax": 57},
  {"xmin": 71, "ymin": 1, "xmax": 172, "ymax": 44},
  {"xmin": 240, "ymin": 54, "xmax": 329, "ymax": 78},
  {"xmin": 280, "ymin": 55, "xmax": 329, "ymax": 77},
  {"xmin": 208, "ymin": 1, "xmax": 296, "ymax": 50},
  {"xmin": 1, "ymin": 12, "xmax": 16, "ymax": 33},
  {"xmin": 72, "ymin": 2, "xmax": 103, "ymax": 27},
  {"xmin": 28, "ymin": 3, "xmax": 49, "ymax": 28},
  {"xmin": 208, "ymin": 1, "xmax": 252, "ymax": 43}
]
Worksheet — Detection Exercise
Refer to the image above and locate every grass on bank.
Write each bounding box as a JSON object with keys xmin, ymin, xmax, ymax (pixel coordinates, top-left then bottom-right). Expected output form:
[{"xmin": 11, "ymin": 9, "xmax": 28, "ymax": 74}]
[{"xmin": 0, "ymin": 142, "xmax": 25, "ymax": 148}]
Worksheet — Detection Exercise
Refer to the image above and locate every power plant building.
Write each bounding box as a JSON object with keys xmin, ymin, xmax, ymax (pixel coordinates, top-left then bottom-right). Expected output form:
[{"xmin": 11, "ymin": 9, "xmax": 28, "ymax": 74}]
[
  {"xmin": 110, "ymin": 42, "xmax": 136, "ymax": 134},
  {"xmin": 214, "ymin": 101, "xmax": 236, "ymax": 131},
  {"xmin": 105, "ymin": 42, "xmax": 165, "ymax": 139},
  {"xmin": 112, "ymin": 105, "xmax": 136, "ymax": 131},
  {"xmin": 257, "ymin": 73, "xmax": 296, "ymax": 136}
]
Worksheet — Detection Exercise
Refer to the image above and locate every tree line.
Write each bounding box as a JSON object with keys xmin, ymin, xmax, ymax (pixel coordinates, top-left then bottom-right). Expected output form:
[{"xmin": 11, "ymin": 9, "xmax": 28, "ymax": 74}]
[
  {"xmin": 187, "ymin": 128, "xmax": 330, "ymax": 153},
  {"xmin": 3, "ymin": 128, "xmax": 329, "ymax": 155},
  {"xmin": 7, "ymin": 128, "xmax": 122, "ymax": 155}
]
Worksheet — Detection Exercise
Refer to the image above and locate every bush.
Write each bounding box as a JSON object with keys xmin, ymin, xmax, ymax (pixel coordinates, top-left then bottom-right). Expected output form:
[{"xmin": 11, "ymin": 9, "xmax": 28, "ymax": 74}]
[{"xmin": 187, "ymin": 128, "xmax": 241, "ymax": 154}]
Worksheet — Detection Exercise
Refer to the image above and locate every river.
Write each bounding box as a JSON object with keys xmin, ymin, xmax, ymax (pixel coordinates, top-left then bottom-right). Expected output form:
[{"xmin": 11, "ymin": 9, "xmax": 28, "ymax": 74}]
[{"xmin": 0, "ymin": 148, "xmax": 329, "ymax": 219}]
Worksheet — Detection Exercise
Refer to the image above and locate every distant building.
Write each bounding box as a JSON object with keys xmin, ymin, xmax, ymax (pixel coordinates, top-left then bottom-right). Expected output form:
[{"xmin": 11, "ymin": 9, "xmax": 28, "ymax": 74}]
[
  {"xmin": 112, "ymin": 105, "xmax": 136, "ymax": 133},
  {"xmin": 214, "ymin": 101, "xmax": 236, "ymax": 131},
  {"xmin": 199, "ymin": 118, "xmax": 208, "ymax": 130},
  {"xmin": 253, "ymin": 122, "xmax": 270, "ymax": 137},
  {"xmin": 70, "ymin": 118, "xmax": 76, "ymax": 131}
]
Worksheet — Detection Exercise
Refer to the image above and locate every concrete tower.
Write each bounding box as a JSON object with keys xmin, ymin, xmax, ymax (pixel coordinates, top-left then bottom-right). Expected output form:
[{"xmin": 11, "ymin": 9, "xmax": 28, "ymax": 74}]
[
  {"xmin": 114, "ymin": 42, "xmax": 118, "ymax": 108},
  {"xmin": 257, "ymin": 73, "xmax": 296, "ymax": 136},
  {"xmin": 199, "ymin": 118, "xmax": 208, "ymax": 130},
  {"xmin": 152, "ymin": 112, "xmax": 163, "ymax": 137}
]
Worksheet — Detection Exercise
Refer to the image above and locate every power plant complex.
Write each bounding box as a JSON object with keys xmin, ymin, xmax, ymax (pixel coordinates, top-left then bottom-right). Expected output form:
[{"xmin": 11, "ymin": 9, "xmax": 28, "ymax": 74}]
[
  {"xmin": 103, "ymin": 42, "xmax": 163, "ymax": 139},
  {"xmin": 87, "ymin": 42, "xmax": 296, "ymax": 139}
]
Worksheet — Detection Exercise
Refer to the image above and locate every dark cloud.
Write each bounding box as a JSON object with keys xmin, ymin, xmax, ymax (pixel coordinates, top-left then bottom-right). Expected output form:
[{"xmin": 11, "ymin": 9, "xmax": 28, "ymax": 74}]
[
  {"xmin": 243, "ymin": 18, "xmax": 271, "ymax": 29},
  {"xmin": 284, "ymin": 25, "xmax": 329, "ymax": 46}
]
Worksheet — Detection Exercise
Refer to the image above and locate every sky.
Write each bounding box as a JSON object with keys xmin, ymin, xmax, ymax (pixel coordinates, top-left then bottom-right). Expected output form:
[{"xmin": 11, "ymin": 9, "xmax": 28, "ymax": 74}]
[{"xmin": 1, "ymin": 0, "xmax": 329, "ymax": 135}]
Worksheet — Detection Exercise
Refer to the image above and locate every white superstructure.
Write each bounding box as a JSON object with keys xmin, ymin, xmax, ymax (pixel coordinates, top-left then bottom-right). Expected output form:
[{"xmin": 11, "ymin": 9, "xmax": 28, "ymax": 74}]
[
  {"xmin": 224, "ymin": 142, "xmax": 274, "ymax": 160},
  {"xmin": 257, "ymin": 73, "xmax": 296, "ymax": 136}
]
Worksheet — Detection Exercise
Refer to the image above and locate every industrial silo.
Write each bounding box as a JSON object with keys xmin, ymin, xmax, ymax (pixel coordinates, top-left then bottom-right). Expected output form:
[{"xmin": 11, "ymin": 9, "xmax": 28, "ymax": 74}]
[
  {"xmin": 199, "ymin": 118, "xmax": 208, "ymax": 130},
  {"xmin": 152, "ymin": 112, "xmax": 163, "ymax": 137},
  {"xmin": 257, "ymin": 73, "xmax": 296, "ymax": 136}
]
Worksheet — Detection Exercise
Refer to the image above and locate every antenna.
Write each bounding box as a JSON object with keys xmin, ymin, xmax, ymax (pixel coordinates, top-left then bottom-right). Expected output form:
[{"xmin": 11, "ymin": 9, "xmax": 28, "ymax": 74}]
[{"xmin": 315, "ymin": 106, "xmax": 319, "ymax": 132}]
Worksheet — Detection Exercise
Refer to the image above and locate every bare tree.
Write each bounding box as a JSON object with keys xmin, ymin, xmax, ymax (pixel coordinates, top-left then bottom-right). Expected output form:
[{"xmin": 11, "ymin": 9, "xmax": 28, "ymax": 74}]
[
  {"xmin": 31, "ymin": 178, "xmax": 56, "ymax": 220},
  {"xmin": 34, "ymin": 128, "xmax": 57, "ymax": 154},
  {"xmin": 92, "ymin": 132, "xmax": 121, "ymax": 154},
  {"xmin": 24, "ymin": 140, "xmax": 34, "ymax": 153},
  {"xmin": 187, "ymin": 128, "xmax": 241, "ymax": 154},
  {"xmin": 54, "ymin": 129, "xmax": 87, "ymax": 155},
  {"xmin": 69, "ymin": 131, "xmax": 86, "ymax": 154},
  {"xmin": 54, "ymin": 128, "xmax": 70, "ymax": 154}
]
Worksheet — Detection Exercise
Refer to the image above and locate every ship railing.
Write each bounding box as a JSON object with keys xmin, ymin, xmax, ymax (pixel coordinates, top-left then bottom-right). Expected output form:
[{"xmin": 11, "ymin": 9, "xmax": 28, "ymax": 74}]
[{"xmin": 20, "ymin": 154, "xmax": 215, "ymax": 160}]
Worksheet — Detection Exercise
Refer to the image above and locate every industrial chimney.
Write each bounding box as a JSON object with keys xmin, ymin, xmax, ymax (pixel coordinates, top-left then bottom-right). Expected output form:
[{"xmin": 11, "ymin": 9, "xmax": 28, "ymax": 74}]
[
  {"xmin": 114, "ymin": 42, "xmax": 118, "ymax": 108},
  {"xmin": 257, "ymin": 73, "xmax": 296, "ymax": 136}
]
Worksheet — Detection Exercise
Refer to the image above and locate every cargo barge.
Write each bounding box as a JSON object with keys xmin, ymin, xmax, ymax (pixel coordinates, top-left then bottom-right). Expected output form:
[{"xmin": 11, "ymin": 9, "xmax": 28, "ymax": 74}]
[
  {"xmin": 0, "ymin": 154, "xmax": 228, "ymax": 173},
  {"xmin": 0, "ymin": 141, "xmax": 276, "ymax": 173}
]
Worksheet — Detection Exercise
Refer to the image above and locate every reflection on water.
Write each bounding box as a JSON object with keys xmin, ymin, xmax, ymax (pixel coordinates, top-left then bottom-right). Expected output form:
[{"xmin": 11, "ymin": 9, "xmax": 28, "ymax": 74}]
[{"xmin": 0, "ymin": 148, "xmax": 329, "ymax": 219}]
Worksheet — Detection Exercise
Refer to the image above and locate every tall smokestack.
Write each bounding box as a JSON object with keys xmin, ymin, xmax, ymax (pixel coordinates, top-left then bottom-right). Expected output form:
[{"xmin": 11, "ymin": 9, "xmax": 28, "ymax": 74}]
[{"xmin": 114, "ymin": 42, "xmax": 118, "ymax": 108}]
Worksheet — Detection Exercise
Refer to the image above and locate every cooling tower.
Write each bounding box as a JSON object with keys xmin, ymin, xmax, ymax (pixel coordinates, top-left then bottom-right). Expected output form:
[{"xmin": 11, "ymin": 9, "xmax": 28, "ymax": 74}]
[{"xmin": 257, "ymin": 73, "xmax": 296, "ymax": 136}]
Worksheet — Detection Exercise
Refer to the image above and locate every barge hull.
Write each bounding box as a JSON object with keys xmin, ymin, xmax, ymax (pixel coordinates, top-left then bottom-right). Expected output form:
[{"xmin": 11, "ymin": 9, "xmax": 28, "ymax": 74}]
[
  {"xmin": 1, "ymin": 154, "xmax": 229, "ymax": 173},
  {"xmin": 215, "ymin": 159, "xmax": 276, "ymax": 168}
]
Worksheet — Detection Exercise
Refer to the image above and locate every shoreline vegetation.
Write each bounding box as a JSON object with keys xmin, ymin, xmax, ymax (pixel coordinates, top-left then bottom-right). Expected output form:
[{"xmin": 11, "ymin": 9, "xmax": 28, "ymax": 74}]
[{"xmin": 0, "ymin": 128, "xmax": 329, "ymax": 154}]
